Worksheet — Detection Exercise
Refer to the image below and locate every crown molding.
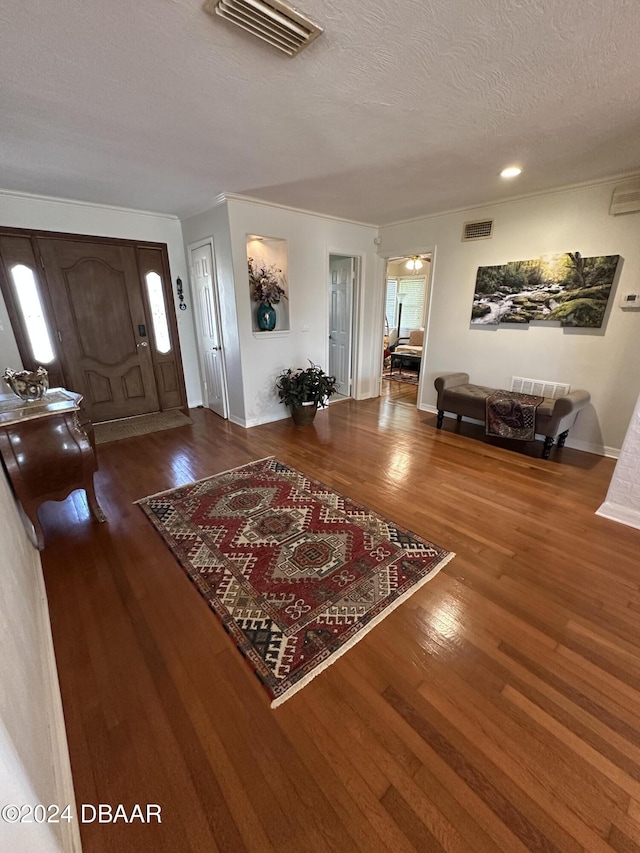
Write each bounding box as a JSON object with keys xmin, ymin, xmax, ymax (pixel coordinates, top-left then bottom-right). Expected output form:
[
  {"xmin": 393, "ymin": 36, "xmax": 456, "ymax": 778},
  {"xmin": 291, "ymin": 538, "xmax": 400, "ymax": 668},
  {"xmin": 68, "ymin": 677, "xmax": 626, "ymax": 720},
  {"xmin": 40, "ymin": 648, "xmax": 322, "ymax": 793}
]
[
  {"xmin": 217, "ymin": 192, "xmax": 378, "ymax": 229},
  {"xmin": 181, "ymin": 194, "xmax": 231, "ymax": 220},
  {"xmin": 381, "ymin": 170, "xmax": 640, "ymax": 229},
  {"xmin": 0, "ymin": 188, "xmax": 179, "ymax": 221}
]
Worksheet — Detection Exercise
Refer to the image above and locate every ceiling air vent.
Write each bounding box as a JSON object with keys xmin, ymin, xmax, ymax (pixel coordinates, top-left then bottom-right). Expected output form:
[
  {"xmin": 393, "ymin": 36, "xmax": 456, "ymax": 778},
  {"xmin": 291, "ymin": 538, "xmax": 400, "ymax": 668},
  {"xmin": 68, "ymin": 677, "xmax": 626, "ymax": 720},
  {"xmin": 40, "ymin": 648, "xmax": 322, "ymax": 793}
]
[
  {"xmin": 203, "ymin": 0, "xmax": 323, "ymax": 56},
  {"xmin": 609, "ymin": 180, "xmax": 640, "ymax": 215},
  {"xmin": 462, "ymin": 219, "xmax": 493, "ymax": 241}
]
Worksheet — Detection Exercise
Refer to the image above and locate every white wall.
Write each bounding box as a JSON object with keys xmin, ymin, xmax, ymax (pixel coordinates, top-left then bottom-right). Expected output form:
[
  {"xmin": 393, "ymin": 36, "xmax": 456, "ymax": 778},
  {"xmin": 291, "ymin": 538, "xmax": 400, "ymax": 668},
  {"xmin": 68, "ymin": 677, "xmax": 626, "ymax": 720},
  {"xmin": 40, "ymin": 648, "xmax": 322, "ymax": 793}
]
[
  {"xmin": 0, "ymin": 472, "xmax": 81, "ymax": 853},
  {"xmin": 378, "ymin": 179, "xmax": 640, "ymax": 454},
  {"xmin": 226, "ymin": 198, "xmax": 382, "ymax": 427},
  {"xmin": 597, "ymin": 391, "xmax": 640, "ymax": 529},
  {"xmin": 0, "ymin": 190, "xmax": 201, "ymax": 407},
  {"xmin": 180, "ymin": 199, "xmax": 245, "ymax": 422}
]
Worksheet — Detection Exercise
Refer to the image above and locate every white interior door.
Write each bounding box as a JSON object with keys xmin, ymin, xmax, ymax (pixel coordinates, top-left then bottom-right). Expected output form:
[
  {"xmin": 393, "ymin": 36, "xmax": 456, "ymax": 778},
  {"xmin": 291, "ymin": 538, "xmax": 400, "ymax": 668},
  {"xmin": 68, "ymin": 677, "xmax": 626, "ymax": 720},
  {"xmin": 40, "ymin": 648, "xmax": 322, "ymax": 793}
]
[
  {"xmin": 189, "ymin": 241, "xmax": 227, "ymax": 419},
  {"xmin": 329, "ymin": 256, "xmax": 354, "ymax": 396}
]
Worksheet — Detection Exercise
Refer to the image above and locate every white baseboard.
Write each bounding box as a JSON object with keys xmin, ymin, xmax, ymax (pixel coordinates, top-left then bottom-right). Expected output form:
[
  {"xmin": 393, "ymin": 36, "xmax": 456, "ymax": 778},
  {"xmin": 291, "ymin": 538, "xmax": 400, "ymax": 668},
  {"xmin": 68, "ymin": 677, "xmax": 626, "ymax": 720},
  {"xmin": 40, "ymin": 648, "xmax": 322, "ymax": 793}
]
[
  {"xmin": 228, "ymin": 410, "xmax": 291, "ymax": 429},
  {"xmin": 419, "ymin": 406, "xmax": 620, "ymax": 458},
  {"xmin": 596, "ymin": 501, "xmax": 640, "ymax": 530},
  {"xmin": 36, "ymin": 565, "xmax": 83, "ymax": 853},
  {"xmin": 244, "ymin": 410, "xmax": 291, "ymax": 428},
  {"xmin": 567, "ymin": 438, "xmax": 619, "ymax": 459}
]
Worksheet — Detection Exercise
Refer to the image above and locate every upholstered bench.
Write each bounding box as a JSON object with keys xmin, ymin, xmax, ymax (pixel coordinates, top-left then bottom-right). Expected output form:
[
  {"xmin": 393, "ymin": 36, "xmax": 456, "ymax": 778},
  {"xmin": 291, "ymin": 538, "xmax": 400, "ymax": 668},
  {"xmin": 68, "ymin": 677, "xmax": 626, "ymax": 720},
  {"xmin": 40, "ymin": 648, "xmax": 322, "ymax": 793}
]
[{"xmin": 434, "ymin": 372, "xmax": 591, "ymax": 458}]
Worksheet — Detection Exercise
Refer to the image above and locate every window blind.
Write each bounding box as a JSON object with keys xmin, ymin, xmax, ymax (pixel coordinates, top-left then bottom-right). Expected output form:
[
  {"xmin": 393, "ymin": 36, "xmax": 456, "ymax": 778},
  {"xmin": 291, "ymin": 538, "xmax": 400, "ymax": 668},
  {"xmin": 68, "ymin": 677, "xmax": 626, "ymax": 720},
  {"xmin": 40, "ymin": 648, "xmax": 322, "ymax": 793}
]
[
  {"xmin": 385, "ymin": 279, "xmax": 398, "ymax": 329},
  {"xmin": 397, "ymin": 276, "xmax": 426, "ymax": 334}
]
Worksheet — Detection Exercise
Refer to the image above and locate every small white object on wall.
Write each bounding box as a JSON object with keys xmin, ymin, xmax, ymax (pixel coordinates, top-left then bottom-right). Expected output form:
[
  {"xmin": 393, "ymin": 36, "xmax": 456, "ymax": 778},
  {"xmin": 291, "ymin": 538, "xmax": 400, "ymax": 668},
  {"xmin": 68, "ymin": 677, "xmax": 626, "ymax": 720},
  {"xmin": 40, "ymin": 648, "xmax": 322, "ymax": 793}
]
[
  {"xmin": 610, "ymin": 179, "xmax": 640, "ymax": 215},
  {"xmin": 620, "ymin": 292, "xmax": 640, "ymax": 310}
]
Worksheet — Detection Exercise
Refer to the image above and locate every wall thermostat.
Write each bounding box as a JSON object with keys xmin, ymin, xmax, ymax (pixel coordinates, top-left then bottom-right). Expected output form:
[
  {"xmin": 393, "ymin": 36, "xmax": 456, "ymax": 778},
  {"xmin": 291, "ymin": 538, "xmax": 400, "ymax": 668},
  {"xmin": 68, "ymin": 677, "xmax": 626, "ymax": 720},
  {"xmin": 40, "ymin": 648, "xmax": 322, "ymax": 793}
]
[{"xmin": 620, "ymin": 293, "xmax": 640, "ymax": 309}]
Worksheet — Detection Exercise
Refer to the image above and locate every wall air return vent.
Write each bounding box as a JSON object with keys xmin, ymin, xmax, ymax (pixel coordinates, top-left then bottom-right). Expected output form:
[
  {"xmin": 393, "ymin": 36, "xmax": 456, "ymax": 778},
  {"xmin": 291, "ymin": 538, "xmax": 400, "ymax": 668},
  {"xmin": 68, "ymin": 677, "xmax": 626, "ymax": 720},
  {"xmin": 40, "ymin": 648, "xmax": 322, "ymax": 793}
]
[
  {"xmin": 511, "ymin": 376, "xmax": 570, "ymax": 399},
  {"xmin": 203, "ymin": 0, "xmax": 323, "ymax": 56},
  {"xmin": 609, "ymin": 179, "xmax": 640, "ymax": 216},
  {"xmin": 462, "ymin": 219, "xmax": 493, "ymax": 241}
]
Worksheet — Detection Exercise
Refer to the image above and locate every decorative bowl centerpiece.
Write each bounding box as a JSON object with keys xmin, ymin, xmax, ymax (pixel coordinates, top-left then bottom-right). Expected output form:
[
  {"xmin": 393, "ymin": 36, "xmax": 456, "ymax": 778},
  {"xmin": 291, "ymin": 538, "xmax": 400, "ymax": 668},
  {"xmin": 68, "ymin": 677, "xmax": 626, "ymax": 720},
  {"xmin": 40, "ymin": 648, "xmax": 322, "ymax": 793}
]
[{"xmin": 3, "ymin": 367, "xmax": 49, "ymax": 402}]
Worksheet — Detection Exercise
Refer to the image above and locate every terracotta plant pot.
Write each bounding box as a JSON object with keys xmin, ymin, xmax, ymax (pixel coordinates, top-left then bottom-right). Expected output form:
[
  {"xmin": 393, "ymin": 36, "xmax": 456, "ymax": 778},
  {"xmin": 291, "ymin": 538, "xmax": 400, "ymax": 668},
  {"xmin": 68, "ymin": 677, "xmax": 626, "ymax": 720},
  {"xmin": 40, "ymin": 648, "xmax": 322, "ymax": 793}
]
[{"xmin": 290, "ymin": 402, "xmax": 317, "ymax": 425}]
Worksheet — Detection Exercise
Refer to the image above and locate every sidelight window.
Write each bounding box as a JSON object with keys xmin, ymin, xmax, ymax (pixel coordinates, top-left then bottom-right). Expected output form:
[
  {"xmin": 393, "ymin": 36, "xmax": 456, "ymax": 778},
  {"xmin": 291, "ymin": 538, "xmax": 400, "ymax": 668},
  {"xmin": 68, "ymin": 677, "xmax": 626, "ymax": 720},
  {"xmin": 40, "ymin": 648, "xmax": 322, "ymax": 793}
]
[
  {"xmin": 10, "ymin": 264, "xmax": 55, "ymax": 364},
  {"xmin": 144, "ymin": 272, "xmax": 171, "ymax": 354}
]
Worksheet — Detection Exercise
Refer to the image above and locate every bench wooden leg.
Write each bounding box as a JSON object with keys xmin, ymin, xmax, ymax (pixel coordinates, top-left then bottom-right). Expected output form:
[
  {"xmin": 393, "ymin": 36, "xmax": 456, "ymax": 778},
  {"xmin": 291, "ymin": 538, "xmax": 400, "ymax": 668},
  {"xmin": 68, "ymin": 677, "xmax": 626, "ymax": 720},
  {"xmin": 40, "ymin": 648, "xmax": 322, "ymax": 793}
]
[
  {"xmin": 557, "ymin": 430, "xmax": 569, "ymax": 449},
  {"xmin": 437, "ymin": 410, "xmax": 444, "ymax": 429},
  {"xmin": 542, "ymin": 436, "xmax": 554, "ymax": 459}
]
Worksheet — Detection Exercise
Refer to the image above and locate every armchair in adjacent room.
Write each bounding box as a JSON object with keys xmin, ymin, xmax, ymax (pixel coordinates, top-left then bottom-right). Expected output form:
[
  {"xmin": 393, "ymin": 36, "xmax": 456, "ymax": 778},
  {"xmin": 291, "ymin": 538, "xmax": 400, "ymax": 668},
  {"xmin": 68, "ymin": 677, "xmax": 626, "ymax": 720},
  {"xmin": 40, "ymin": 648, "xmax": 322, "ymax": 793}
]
[{"xmin": 394, "ymin": 328, "xmax": 424, "ymax": 358}]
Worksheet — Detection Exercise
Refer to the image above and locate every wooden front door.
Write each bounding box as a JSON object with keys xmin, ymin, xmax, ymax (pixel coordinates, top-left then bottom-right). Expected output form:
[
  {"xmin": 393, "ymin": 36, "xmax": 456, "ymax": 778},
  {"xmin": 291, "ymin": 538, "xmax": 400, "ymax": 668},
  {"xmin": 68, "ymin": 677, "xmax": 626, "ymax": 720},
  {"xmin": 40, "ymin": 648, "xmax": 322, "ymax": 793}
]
[
  {"xmin": 0, "ymin": 228, "xmax": 187, "ymax": 425},
  {"xmin": 37, "ymin": 238, "xmax": 160, "ymax": 422}
]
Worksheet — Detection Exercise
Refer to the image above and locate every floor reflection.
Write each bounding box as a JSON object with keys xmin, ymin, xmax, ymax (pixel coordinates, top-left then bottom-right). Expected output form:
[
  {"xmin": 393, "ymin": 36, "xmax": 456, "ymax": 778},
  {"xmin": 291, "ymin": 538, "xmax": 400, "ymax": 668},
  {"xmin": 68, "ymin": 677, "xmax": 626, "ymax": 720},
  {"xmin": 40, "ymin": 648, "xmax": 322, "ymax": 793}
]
[
  {"xmin": 387, "ymin": 447, "xmax": 412, "ymax": 482},
  {"xmin": 168, "ymin": 448, "xmax": 200, "ymax": 486},
  {"xmin": 426, "ymin": 594, "xmax": 464, "ymax": 643}
]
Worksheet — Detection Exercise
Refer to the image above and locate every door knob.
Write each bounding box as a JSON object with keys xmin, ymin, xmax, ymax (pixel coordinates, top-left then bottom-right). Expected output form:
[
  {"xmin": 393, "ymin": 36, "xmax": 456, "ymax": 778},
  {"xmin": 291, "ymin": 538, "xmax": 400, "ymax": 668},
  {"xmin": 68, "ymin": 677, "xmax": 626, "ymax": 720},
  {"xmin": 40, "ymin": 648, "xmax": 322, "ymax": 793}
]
[{"xmin": 137, "ymin": 341, "xmax": 149, "ymax": 348}]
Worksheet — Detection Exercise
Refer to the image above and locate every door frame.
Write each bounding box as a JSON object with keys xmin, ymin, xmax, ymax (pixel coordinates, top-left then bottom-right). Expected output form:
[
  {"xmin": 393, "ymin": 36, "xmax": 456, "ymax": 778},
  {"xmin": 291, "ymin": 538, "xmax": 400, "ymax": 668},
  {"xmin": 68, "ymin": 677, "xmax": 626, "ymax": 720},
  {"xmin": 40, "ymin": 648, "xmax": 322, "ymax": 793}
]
[
  {"xmin": 0, "ymin": 226, "xmax": 188, "ymax": 416},
  {"xmin": 188, "ymin": 237, "xmax": 229, "ymax": 419},
  {"xmin": 326, "ymin": 249, "xmax": 361, "ymax": 400},
  {"xmin": 379, "ymin": 246, "xmax": 436, "ymax": 401}
]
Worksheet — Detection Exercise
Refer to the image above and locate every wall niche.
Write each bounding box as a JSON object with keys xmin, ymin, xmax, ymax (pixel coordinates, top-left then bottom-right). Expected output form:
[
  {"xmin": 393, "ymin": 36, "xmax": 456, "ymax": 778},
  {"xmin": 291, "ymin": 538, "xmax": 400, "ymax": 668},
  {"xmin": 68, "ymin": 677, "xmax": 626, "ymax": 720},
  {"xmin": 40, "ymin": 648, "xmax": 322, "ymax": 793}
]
[{"xmin": 246, "ymin": 234, "xmax": 290, "ymax": 334}]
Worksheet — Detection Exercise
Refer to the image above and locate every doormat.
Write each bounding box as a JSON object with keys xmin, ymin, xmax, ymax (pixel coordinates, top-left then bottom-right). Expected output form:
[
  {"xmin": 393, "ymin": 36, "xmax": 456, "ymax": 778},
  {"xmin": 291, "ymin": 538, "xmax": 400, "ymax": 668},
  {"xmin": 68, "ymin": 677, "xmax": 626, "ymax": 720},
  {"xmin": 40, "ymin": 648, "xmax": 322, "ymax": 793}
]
[
  {"xmin": 94, "ymin": 410, "xmax": 193, "ymax": 444},
  {"xmin": 136, "ymin": 457, "xmax": 454, "ymax": 707}
]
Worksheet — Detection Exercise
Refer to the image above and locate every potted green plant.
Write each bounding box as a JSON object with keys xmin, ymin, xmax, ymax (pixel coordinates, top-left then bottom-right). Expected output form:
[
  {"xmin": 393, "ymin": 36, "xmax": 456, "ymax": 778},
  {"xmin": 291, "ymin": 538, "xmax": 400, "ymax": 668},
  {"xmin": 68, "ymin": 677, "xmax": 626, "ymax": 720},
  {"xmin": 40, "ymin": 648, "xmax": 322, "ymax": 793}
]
[{"xmin": 276, "ymin": 362, "xmax": 338, "ymax": 425}]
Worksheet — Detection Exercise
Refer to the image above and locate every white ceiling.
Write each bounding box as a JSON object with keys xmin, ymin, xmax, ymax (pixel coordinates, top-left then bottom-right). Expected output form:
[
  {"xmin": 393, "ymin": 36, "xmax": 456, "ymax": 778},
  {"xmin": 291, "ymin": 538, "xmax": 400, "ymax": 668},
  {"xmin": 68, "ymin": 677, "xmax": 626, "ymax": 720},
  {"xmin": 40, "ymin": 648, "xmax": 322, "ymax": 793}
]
[{"xmin": 2, "ymin": 0, "xmax": 640, "ymax": 224}]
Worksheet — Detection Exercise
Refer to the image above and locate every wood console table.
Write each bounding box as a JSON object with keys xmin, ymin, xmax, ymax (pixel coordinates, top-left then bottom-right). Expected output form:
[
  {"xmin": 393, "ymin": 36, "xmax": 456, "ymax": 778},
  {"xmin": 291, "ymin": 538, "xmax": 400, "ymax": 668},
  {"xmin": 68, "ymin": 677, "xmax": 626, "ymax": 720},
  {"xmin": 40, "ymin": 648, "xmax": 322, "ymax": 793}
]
[{"xmin": 0, "ymin": 388, "xmax": 105, "ymax": 549}]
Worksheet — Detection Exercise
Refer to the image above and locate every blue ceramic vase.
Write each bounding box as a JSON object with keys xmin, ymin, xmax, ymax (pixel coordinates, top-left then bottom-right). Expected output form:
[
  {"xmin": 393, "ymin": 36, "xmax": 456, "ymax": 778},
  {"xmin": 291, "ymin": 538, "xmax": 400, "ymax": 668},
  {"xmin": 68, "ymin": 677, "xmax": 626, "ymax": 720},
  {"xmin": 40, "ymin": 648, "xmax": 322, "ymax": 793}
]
[{"xmin": 257, "ymin": 302, "xmax": 276, "ymax": 331}]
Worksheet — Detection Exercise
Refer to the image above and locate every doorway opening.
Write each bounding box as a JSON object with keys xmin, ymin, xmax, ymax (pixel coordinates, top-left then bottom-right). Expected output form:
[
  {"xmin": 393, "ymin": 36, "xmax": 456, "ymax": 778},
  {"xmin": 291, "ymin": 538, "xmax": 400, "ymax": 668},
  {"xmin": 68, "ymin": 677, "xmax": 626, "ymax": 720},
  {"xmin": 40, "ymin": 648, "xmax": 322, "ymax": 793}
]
[
  {"xmin": 328, "ymin": 254, "xmax": 359, "ymax": 401},
  {"xmin": 188, "ymin": 239, "xmax": 228, "ymax": 420},
  {"xmin": 381, "ymin": 254, "xmax": 431, "ymax": 397}
]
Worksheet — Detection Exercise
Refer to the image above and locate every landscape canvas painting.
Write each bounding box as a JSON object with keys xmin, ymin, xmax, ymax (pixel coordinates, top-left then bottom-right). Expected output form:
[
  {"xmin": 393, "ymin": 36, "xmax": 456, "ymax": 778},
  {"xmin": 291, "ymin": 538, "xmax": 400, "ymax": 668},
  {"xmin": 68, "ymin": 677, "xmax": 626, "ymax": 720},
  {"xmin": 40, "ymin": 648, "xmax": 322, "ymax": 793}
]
[{"xmin": 471, "ymin": 252, "xmax": 620, "ymax": 327}]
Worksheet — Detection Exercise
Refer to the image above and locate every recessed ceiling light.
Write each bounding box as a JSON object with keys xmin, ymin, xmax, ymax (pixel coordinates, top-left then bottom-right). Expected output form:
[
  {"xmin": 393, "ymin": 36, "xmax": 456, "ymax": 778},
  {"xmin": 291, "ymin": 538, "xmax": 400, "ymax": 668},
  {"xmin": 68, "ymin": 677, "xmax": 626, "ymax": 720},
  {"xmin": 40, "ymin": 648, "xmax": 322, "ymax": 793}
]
[{"xmin": 500, "ymin": 166, "xmax": 522, "ymax": 178}]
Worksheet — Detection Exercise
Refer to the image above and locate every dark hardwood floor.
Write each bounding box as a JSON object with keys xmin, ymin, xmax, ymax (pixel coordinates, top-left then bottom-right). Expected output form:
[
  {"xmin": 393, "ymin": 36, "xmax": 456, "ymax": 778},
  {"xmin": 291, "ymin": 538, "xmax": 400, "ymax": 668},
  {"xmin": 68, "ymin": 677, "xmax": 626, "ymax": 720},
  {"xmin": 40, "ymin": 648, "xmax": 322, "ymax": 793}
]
[{"xmin": 41, "ymin": 382, "xmax": 640, "ymax": 852}]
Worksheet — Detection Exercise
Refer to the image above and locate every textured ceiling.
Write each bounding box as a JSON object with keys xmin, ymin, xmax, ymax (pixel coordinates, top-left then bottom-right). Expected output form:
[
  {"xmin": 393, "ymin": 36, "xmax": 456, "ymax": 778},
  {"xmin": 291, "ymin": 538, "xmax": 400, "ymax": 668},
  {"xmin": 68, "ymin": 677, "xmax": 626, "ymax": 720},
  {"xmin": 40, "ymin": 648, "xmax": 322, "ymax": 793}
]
[{"xmin": 1, "ymin": 0, "xmax": 640, "ymax": 224}]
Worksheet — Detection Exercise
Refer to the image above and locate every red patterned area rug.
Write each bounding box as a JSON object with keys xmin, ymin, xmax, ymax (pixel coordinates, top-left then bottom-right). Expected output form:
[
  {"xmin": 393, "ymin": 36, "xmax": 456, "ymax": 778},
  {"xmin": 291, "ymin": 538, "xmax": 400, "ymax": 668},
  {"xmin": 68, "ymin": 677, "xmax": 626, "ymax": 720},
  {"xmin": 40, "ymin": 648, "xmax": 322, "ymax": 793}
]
[{"xmin": 136, "ymin": 457, "xmax": 454, "ymax": 708}]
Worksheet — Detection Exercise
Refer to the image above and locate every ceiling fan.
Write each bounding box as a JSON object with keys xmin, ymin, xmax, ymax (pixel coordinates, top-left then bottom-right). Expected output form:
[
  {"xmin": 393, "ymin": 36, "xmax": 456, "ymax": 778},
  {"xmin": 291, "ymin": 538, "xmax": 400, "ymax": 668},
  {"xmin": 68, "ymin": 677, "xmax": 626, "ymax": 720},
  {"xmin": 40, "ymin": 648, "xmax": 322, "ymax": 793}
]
[{"xmin": 404, "ymin": 255, "xmax": 429, "ymax": 272}]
